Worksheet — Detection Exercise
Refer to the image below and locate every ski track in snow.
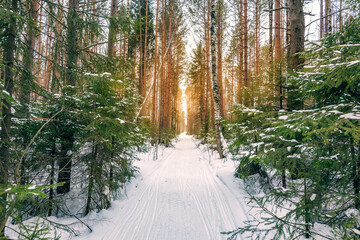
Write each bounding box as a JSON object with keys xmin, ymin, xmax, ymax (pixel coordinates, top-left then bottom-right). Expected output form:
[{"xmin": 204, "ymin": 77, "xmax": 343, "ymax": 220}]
[{"xmin": 75, "ymin": 135, "xmax": 249, "ymax": 240}]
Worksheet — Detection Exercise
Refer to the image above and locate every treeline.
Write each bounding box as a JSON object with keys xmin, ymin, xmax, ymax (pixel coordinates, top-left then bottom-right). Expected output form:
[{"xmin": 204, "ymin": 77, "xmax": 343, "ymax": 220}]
[
  {"xmin": 185, "ymin": 0, "xmax": 360, "ymax": 238},
  {"xmin": 0, "ymin": 0, "xmax": 186, "ymax": 237}
]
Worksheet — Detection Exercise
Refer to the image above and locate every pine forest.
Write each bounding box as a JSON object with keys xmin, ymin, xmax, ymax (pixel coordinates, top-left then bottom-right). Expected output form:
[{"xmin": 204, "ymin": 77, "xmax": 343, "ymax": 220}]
[{"xmin": 0, "ymin": 0, "xmax": 360, "ymax": 238}]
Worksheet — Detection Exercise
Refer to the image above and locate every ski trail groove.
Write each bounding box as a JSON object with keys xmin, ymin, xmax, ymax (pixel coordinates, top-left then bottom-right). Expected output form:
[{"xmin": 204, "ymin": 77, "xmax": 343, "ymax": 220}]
[{"xmin": 76, "ymin": 135, "xmax": 248, "ymax": 240}]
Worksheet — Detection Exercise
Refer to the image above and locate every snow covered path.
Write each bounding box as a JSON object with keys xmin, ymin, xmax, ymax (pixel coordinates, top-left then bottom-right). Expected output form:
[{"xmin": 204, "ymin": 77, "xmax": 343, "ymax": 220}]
[{"xmin": 76, "ymin": 135, "xmax": 249, "ymax": 240}]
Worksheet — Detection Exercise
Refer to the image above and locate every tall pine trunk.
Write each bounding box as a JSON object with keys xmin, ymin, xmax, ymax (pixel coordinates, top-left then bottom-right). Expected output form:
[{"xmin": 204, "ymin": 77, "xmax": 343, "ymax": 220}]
[
  {"xmin": 0, "ymin": 0, "xmax": 17, "ymax": 235},
  {"xmin": 210, "ymin": 0, "xmax": 224, "ymax": 158},
  {"xmin": 324, "ymin": 0, "xmax": 331, "ymax": 35},
  {"xmin": 217, "ymin": 0, "xmax": 225, "ymax": 118},
  {"xmin": 320, "ymin": 0, "xmax": 323, "ymax": 38},
  {"xmin": 57, "ymin": 0, "xmax": 79, "ymax": 194},
  {"xmin": 288, "ymin": 0, "xmax": 304, "ymax": 110},
  {"xmin": 19, "ymin": 0, "xmax": 39, "ymax": 118},
  {"xmin": 108, "ymin": 0, "xmax": 118, "ymax": 58},
  {"xmin": 85, "ymin": 141, "xmax": 97, "ymax": 215},
  {"xmin": 237, "ymin": 0, "xmax": 244, "ymax": 104},
  {"xmin": 243, "ymin": 0, "xmax": 249, "ymax": 106},
  {"xmin": 205, "ymin": 0, "xmax": 216, "ymax": 131},
  {"xmin": 159, "ymin": 0, "xmax": 166, "ymax": 140},
  {"xmin": 274, "ymin": 0, "xmax": 282, "ymax": 109},
  {"xmin": 255, "ymin": 0, "xmax": 260, "ymax": 75},
  {"xmin": 268, "ymin": 0, "xmax": 274, "ymax": 101},
  {"xmin": 152, "ymin": 0, "xmax": 160, "ymax": 159},
  {"xmin": 138, "ymin": 0, "xmax": 143, "ymax": 102},
  {"xmin": 143, "ymin": 0, "xmax": 149, "ymax": 115},
  {"xmin": 165, "ymin": 0, "xmax": 173, "ymax": 131}
]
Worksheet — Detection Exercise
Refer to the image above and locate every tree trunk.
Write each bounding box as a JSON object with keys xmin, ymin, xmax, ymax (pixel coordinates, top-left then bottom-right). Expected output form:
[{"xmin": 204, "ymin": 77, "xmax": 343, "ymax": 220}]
[
  {"xmin": 304, "ymin": 179, "xmax": 311, "ymax": 238},
  {"xmin": 255, "ymin": 0, "xmax": 260, "ymax": 75},
  {"xmin": 108, "ymin": 0, "xmax": 118, "ymax": 58},
  {"xmin": 243, "ymin": 0, "xmax": 249, "ymax": 107},
  {"xmin": 85, "ymin": 142, "xmax": 97, "ymax": 215},
  {"xmin": 138, "ymin": 0, "xmax": 143, "ymax": 101},
  {"xmin": 57, "ymin": 0, "xmax": 79, "ymax": 194},
  {"xmin": 274, "ymin": 0, "xmax": 282, "ymax": 109},
  {"xmin": 152, "ymin": 0, "xmax": 160, "ymax": 159},
  {"xmin": 324, "ymin": 0, "xmax": 331, "ymax": 35},
  {"xmin": 50, "ymin": 0, "xmax": 64, "ymax": 93},
  {"xmin": 48, "ymin": 140, "xmax": 56, "ymax": 216},
  {"xmin": 210, "ymin": 0, "xmax": 224, "ymax": 158},
  {"xmin": 217, "ymin": 0, "xmax": 225, "ymax": 118},
  {"xmin": 19, "ymin": 0, "xmax": 39, "ymax": 118},
  {"xmin": 43, "ymin": 15, "xmax": 53, "ymax": 92},
  {"xmin": 143, "ymin": 0, "xmax": 149, "ymax": 115},
  {"xmin": 320, "ymin": 0, "xmax": 323, "ymax": 38},
  {"xmin": 289, "ymin": 0, "xmax": 305, "ymax": 70},
  {"xmin": 355, "ymin": 150, "xmax": 360, "ymax": 210},
  {"xmin": 268, "ymin": 0, "xmax": 274, "ymax": 101},
  {"xmin": 0, "ymin": 0, "xmax": 17, "ymax": 235},
  {"xmin": 287, "ymin": 0, "xmax": 305, "ymax": 110},
  {"xmin": 205, "ymin": 0, "xmax": 216, "ymax": 131},
  {"xmin": 165, "ymin": 0, "xmax": 173, "ymax": 131},
  {"xmin": 339, "ymin": 0, "xmax": 342, "ymax": 31},
  {"xmin": 159, "ymin": 0, "xmax": 166, "ymax": 138},
  {"xmin": 237, "ymin": 0, "xmax": 243, "ymax": 104}
]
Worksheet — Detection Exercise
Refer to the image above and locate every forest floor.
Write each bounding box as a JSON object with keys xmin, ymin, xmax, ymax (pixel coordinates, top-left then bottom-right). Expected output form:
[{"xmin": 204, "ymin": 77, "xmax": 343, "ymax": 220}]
[{"xmin": 73, "ymin": 134, "xmax": 252, "ymax": 240}]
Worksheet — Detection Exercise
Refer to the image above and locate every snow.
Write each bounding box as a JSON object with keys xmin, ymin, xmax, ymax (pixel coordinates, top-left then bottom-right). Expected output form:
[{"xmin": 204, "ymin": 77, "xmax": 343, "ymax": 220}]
[
  {"xmin": 340, "ymin": 113, "xmax": 360, "ymax": 120},
  {"xmin": 5, "ymin": 134, "xmax": 341, "ymax": 239},
  {"xmin": 352, "ymin": 228, "xmax": 360, "ymax": 235},
  {"xmin": 328, "ymin": 110, "xmax": 342, "ymax": 114},
  {"xmin": 250, "ymin": 142, "xmax": 264, "ymax": 148},
  {"xmin": 310, "ymin": 194, "xmax": 316, "ymax": 201},
  {"xmin": 116, "ymin": 118, "xmax": 125, "ymax": 124},
  {"xmin": 70, "ymin": 134, "xmax": 251, "ymax": 240}
]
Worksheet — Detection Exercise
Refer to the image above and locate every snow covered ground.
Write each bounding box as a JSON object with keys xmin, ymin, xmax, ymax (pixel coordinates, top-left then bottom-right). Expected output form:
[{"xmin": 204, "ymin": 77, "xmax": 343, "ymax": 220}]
[
  {"xmin": 6, "ymin": 133, "xmax": 334, "ymax": 239},
  {"xmin": 69, "ymin": 134, "xmax": 251, "ymax": 240},
  {"xmin": 6, "ymin": 134, "xmax": 255, "ymax": 239}
]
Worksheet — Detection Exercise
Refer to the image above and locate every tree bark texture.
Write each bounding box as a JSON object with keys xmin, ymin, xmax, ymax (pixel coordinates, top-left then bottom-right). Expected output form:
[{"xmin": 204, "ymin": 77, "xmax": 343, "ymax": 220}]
[
  {"xmin": 19, "ymin": 0, "xmax": 39, "ymax": 117},
  {"xmin": 217, "ymin": 0, "xmax": 225, "ymax": 118},
  {"xmin": 274, "ymin": 0, "xmax": 283, "ymax": 109},
  {"xmin": 210, "ymin": 0, "xmax": 224, "ymax": 158},
  {"xmin": 152, "ymin": 0, "xmax": 160, "ymax": 150},
  {"xmin": 57, "ymin": 0, "xmax": 79, "ymax": 194},
  {"xmin": 0, "ymin": 0, "xmax": 17, "ymax": 235},
  {"xmin": 289, "ymin": 0, "xmax": 305, "ymax": 70},
  {"xmin": 108, "ymin": 0, "xmax": 118, "ymax": 58}
]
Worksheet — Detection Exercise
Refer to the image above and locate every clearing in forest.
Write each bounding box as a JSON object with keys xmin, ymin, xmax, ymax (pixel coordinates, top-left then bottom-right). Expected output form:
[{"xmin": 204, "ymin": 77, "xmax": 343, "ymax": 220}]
[{"xmin": 76, "ymin": 134, "xmax": 250, "ymax": 240}]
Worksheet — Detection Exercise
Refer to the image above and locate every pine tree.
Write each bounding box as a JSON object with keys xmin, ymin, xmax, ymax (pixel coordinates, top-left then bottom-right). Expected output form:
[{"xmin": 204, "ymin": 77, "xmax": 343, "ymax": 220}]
[{"xmin": 0, "ymin": 0, "xmax": 17, "ymax": 236}]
